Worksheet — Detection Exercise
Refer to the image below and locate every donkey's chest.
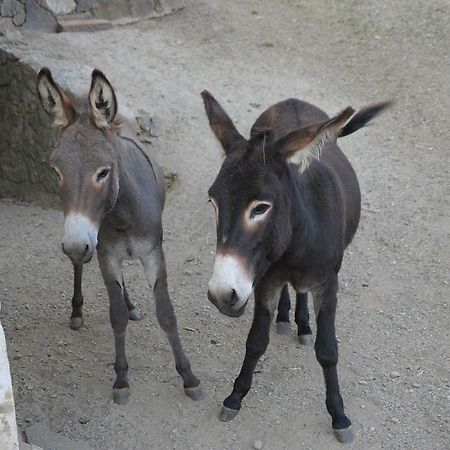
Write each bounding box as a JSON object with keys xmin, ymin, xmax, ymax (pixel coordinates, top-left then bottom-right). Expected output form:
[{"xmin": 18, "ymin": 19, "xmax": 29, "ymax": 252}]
[{"xmin": 101, "ymin": 234, "xmax": 154, "ymax": 260}]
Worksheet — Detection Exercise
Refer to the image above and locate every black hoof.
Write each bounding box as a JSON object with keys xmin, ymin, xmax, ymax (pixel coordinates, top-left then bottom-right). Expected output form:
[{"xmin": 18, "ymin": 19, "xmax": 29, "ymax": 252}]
[
  {"xmin": 219, "ymin": 405, "xmax": 239, "ymax": 422},
  {"xmin": 128, "ymin": 308, "xmax": 142, "ymax": 321},
  {"xmin": 184, "ymin": 385, "xmax": 204, "ymax": 401},
  {"xmin": 276, "ymin": 322, "xmax": 290, "ymax": 335},
  {"xmin": 113, "ymin": 387, "xmax": 130, "ymax": 405},
  {"xmin": 333, "ymin": 426, "xmax": 354, "ymax": 444},
  {"xmin": 298, "ymin": 334, "xmax": 313, "ymax": 346},
  {"xmin": 70, "ymin": 317, "xmax": 83, "ymax": 330}
]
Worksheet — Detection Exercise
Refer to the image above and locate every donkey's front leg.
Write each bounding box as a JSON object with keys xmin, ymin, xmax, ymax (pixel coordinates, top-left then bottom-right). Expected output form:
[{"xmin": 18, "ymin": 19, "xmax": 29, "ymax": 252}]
[
  {"xmin": 220, "ymin": 282, "xmax": 283, "ymax": 422},
  {"xmin": 97, "ymin": 251, "xmax": 130, "ymax": 405},
  {"xmin": 70, "ymin": 263, "xmax": 84, "ymax": 330},
  {"xmin": 141, "ymin": 246, "xmax": 202, "ymax": 401},
  {"xmin": 313, "ymin": 274, "xmax": 353, "ymax": 443}
]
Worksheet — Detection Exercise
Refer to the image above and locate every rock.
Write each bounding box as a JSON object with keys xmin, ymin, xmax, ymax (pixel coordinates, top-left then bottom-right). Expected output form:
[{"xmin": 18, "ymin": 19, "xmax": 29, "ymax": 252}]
[
  {"xmin": 137, "ymin": 114, "xmax": 160, "ymax": 137},
  {"xmin": 12, "ymin": 8, "xmax": 26, "ymax": 27},
  {"xmin": 22, "ymin": 0, "xmax": 58, "ymax": 32},
  {"xmin": 254, "ymin": 440, "xmax": 263, "ymax": 450},
  {"xmin": 38, "ymin": 0, "xmax": 76, "ymax": 16},
  {"xmin": 390, "ymin": 371, "xmax": 400, "ymax": 379},
  {"xmin": 129, "ymin": 0, "xmax": 157, "ymax": 17},
  {"xmin": 1, "ymin": 0, "xmax": 23, "ymax": 17},
  {"xmin": 359, "ymin": 379, "xmax": 368, "ymax": 385},
  {"xmin": 391, "ymin": 417, "xmax": 400, "ymax": 424},
  {"xmin": 78, "ymin": 416, "xmax": 90, "ymax": 424},
  {"xmin": 56, "ymin": 18, "xmax": 112, "ymax": 33}
]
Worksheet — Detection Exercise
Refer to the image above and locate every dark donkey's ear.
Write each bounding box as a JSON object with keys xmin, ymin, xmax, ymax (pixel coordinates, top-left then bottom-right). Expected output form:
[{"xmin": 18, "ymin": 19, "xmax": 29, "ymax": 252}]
[
  {"xmin": 276, "ymin": 107, "xmax": 355, "ymax": 172},
  {"xmin": 201, "ymin": 90, "xmax": 246, "ymax": 156},
  {"xmin": 89, "ymin": 69, "xmax": 117, "ymax": 129},
  {"xmin": 37, "ymin": 68, "xmax": 76, "ymax": 128}
]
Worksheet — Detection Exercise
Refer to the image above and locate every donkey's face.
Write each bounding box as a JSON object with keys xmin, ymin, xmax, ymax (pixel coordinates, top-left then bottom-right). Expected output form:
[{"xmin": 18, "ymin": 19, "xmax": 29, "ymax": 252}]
[
  {"xmin": 202, "ymin": 91, "xmax": 354, "ymax": 317},
  {"xmin": 37, "ymin": 69, "xmax": 119, "ymax": 264},
  {"xmin": 207, "ymin": 140, "xmax": 291, "ymax": 317}
]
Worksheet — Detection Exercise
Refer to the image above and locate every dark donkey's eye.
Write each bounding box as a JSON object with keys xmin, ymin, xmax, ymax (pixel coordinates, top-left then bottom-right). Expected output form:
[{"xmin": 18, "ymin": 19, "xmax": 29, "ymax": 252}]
[
  {"xmin": 96, "ymin": 168, "xmax": 110, "ymax": 182},
  {"xmin": 52, "ymin": 167, "xmax": 62, "ymax": 182},
  {"xmin": 250, "ymin": 203, "xmax": 271, "ymax": 219}
]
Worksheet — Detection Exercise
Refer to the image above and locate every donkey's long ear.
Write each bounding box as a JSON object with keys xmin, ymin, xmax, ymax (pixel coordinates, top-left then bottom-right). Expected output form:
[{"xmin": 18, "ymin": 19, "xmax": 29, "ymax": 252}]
[
  {"xmin": 201, "ymin": 90, "xmax": 246, "ymax": 156},
  {"xmin": 37, "ymin": 68, "xmax": 76, "ymax": 127},
  {"xmin": 277, "ymin": 107, "xmax": 355, "ymax": 172},
  {"xmin": 89, "ymin": 69, "xmax": 117, "ymax": 129}
]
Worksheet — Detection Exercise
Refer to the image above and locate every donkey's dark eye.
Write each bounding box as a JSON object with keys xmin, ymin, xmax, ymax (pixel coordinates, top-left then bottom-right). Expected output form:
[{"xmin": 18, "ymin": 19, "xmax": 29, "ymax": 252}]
[
  {"xmin": 250, "ymin": 203, "xmax": 271, "ymax": 219},
  {"xmin": 96, "ymin": 168, "xmax": 110, "ymax": 182},
  {"xmin": 53, "ymin": 168, "xmax": 61, "ymax": 182}
]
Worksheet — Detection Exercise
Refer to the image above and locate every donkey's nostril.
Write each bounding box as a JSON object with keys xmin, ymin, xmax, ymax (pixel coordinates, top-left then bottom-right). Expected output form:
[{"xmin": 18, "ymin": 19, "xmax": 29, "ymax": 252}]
[
  {"xmin": 82, "ymin": 244, "xmax": 90, "ymax": 257},
  {"xmin": 61, "ymin": 243, "xmax": 66, "ymax": 254},
  {"xmin": 229, "ymin": 289, "xmax": 238, "ymax": 307}
]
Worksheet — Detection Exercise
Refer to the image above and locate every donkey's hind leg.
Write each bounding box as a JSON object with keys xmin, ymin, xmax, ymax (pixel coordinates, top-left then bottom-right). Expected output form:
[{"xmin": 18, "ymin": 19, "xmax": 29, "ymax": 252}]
[
  {"xmin": 122, "ymin": 276, "xmax": 142, "ymax": 321},
  {"xmin": 295, "ymin": 292, "xmax": 313, "ymax": 345},
  {"xmin": 275, "ymin": 284, "xmax": 291, "ymax": 335},
  {"xmin": 141, "ymin": 245, "xmax": 203, "ymax": 401},
  {"xmin": 70, "ymin": 263, "xmax": 84, "ymax": 330},
  {"xmin": 312, "ymin": 275, "xmax": 353, "ymax": 443}
]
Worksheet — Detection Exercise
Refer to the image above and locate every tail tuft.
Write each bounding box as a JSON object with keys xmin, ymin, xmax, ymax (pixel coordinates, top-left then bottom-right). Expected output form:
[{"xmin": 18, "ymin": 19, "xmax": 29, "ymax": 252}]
[{"xmin": 340, "ymin": 101, "xmax": 393, "ymax": 137}]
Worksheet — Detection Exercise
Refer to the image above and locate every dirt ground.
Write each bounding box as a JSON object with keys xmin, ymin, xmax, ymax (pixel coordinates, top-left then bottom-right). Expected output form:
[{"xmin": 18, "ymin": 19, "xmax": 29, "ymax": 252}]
[{"xmin": 0, "ymin": 0, "xmax": 449, "ymax": 449}]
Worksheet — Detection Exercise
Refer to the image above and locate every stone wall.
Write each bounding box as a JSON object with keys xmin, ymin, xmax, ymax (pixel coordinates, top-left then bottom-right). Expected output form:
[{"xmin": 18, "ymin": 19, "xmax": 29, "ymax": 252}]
[
  {"xmin": 0, "ymin": 48, "xmax": 59, "ymax": 206},
  {"xmin": 0, "ymin": 0, "xmax": 185, "ymax": 32}
]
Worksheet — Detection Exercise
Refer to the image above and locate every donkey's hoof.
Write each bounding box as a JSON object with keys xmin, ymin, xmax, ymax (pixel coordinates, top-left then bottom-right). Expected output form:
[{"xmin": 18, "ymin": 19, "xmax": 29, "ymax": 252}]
[
  {"xmin": 333, "ymin": 425, "xmax": 354, "ymax": 444},
  {"xmin": 128, "ymin": 308, "xmax": 142, "ymax": 321},
  {"xmin": 298, "ymin": 334, "xmax": 314, "ymax": 346},
  {"xmin": 184, "ymin": 385, "xmax": 204, "ymax": 401},
  {"xmin": 113, "ymin": 388, "xmax": 130, "ymax": 405},
  {"xmin": 276, "ymin": 322, "xmax": 290, "ymax": 335},
  {"xmin": 70, "ymin": 317, "xmax": 83, "ymax": 330},
  {"xmin": 219, "ymin": 405, "xmax": 239, "ymax": 422}
]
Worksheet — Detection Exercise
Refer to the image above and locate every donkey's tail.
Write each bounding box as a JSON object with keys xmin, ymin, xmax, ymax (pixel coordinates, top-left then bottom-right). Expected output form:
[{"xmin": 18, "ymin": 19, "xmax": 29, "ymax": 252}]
[{"xmin": 339, "ymin": 101, "xmax": 393, "ymax": 138}]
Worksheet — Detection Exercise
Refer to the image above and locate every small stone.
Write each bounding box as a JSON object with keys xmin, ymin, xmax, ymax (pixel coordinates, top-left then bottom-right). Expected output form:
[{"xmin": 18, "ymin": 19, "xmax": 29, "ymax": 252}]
[
  {"xmin": 12, "ymin": 9, "xmax": 26, "ymax": 26},
  {"xmin": 254, "ymin": 440, "xmax": 263, "ymax": 450},
  {"xmin": 38, "ymin": 0, "xmax": 76, "ymax": 16},
  {"xmin": 412, "ymin": 382, "xmax": 420, "ymax": 388},
  {"xmin": 391, "ymin": 417, "xmax": 399, "ymax": 424},
  {"xmin": 79, "ymin": 416, "xmax": 90, "ymax": 424},
  {"xmin": 390, "ymin": 371, "xmax": 400, "ymax": 378},
  {"xmin": 359, "ymin": 379, "xmax": 368, "ymax": 385}
]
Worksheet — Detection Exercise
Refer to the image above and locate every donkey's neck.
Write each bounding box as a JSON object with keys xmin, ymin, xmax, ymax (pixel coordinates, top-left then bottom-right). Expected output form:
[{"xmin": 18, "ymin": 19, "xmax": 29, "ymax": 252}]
[{"xmin": 104, "ymin": 126, "xmax": 164, "ymax": 236}]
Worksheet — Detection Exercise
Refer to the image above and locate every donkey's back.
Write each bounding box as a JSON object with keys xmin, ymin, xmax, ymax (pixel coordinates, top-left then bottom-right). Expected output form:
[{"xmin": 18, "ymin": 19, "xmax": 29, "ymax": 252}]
[{"xmin": 253, "ymin": 98, "xmax": 362, "ymax": 247}]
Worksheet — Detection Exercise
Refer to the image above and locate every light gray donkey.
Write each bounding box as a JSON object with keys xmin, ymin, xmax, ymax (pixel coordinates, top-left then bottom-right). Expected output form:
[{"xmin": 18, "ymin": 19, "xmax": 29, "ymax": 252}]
[{"xmin": 37, "ymin": 68, "xmax": 202, "ymax": 404}]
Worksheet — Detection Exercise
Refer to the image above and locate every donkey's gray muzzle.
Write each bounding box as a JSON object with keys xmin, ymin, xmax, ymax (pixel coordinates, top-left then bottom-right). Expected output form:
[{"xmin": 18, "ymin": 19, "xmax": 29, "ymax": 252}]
[{"xmin": 207, "ymin": 289, "xmax": 249, "ymax": 317}]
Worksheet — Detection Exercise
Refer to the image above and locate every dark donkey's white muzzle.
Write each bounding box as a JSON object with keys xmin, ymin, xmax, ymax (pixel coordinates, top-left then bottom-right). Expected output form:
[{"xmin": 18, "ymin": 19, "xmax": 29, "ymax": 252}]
[
  {"xmin": 62, "ymin": 213, "xmax": 98, "ymax": 264},
  {"xmin": 208, "ymin": 254, "xmax": 253, "ymax": 317}
]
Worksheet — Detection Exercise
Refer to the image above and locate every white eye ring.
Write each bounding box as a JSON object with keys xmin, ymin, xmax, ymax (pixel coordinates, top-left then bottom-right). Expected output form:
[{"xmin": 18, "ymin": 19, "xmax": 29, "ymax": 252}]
[
  {"xmin": 209, "ymin": 197, "xmax": 219, "ymax": 222},
  {"xmin": 247, "ymin": 200, "xmax": 272, "ymax": 223}
]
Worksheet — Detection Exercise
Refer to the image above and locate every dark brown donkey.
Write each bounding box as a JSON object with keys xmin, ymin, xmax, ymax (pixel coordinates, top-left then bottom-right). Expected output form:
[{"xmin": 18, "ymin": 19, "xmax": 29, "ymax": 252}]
[
  {"xmin": 36, "ymin": 68, "xmax": 202, "ymax": 404},
  {"xmin": 202, "ymin": 91, "xmax": 389, "ymax": 443}
]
